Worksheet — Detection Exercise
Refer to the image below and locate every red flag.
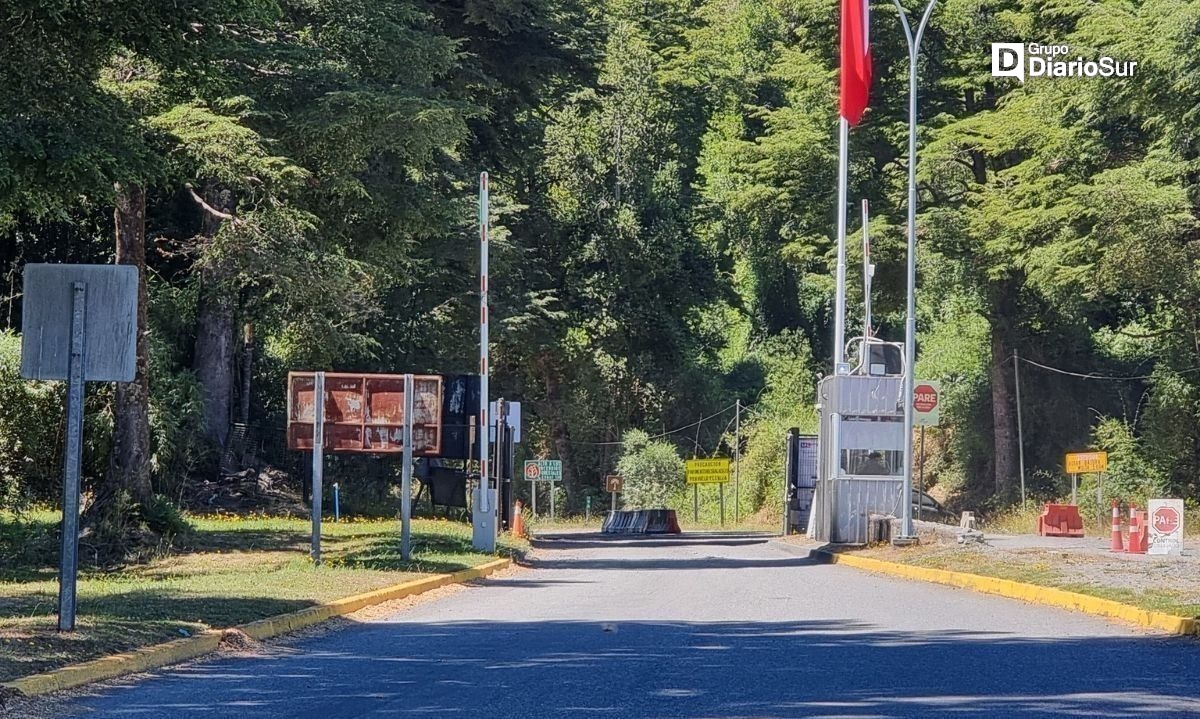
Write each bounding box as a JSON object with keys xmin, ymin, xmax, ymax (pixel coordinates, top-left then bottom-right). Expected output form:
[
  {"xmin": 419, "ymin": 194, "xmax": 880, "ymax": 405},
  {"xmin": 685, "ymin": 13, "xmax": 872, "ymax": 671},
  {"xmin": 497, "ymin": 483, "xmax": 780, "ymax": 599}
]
[{"xmin": 840, "ymin": 0, "xmax": 872, "ymax": 125}]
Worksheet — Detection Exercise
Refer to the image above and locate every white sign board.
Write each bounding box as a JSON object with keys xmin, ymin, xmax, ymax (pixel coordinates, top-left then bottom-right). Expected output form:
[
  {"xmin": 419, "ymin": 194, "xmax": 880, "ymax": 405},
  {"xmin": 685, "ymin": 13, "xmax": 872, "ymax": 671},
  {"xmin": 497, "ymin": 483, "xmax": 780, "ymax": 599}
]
[{"xmin": 1147, "ymin": 498, "xmax": 1184, "ymax": 556}]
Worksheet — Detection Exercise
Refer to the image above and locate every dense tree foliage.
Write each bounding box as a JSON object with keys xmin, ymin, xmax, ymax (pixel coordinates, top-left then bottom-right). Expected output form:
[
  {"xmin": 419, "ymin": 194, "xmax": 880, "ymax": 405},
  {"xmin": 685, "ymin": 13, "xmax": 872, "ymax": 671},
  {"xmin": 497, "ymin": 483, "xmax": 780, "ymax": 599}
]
[{"xmin": 3, "ymin": 0, "xmax": 1198, "ymax": 531}]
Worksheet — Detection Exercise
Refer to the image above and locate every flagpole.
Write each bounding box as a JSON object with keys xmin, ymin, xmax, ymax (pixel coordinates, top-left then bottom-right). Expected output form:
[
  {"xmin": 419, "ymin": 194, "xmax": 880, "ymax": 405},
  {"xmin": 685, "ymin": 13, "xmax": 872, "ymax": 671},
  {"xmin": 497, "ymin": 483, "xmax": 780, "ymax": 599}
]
[
  {"xmin": 833, "ymin": 116, "xmax": 849, "ymax": 373},
  {"xmin": 894, "ymin": 0, "xmax": 937, "ymax": 544}
]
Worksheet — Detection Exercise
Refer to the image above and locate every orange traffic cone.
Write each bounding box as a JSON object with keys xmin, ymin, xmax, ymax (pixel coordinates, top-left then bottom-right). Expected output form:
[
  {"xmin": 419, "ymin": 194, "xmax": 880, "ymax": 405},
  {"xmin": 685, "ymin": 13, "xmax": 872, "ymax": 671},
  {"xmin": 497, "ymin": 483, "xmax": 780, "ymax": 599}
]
[
  {"xmin": 1109, "ymin": 500, "xmax": 1123, "ymax": 552},
  {"xmin": 1126, "ymin": 506, "xmax": 1146, "ymax": 555},
  {"xmin": 512, "ymin": 500, "xmax": 527, "ymax": 539}
]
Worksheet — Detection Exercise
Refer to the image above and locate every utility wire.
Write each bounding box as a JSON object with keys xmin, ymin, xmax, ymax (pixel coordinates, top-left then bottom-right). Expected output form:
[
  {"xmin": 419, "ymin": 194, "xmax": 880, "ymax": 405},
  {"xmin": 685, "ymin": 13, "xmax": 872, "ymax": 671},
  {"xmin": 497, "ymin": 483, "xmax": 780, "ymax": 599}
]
[
  {"xmin": 1017, "ymin": 355, "xmax": 1200, "ymax": 381},
  {"xmin": 567, "ymin": 402, "xmax": 741, "ymax": 446}
]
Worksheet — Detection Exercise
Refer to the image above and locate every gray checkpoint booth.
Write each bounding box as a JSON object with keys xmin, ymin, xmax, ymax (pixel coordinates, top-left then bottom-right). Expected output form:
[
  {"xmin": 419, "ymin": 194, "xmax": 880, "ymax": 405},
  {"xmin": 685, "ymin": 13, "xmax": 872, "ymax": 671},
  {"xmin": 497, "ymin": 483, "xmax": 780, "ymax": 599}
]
[{"xmin": 807, "ymin": 371, "xmax": 907, "ymax": 544}]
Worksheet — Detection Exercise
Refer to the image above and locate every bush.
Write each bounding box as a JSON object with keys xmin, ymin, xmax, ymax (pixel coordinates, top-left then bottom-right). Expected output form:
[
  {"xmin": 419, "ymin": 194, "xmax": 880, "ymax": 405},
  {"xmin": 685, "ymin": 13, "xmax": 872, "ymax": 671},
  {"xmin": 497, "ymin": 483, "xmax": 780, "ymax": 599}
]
[
  {"xmin": 0, "ymin": 331, "xmax": 66, "ymax": 509},
  {"xmin": 1092, "ymin": 417, "xmax": 1167, "ymax": 506},
  {"xmin": 616, "ymin": 429, "xmax": 683, "ymax": 509}
]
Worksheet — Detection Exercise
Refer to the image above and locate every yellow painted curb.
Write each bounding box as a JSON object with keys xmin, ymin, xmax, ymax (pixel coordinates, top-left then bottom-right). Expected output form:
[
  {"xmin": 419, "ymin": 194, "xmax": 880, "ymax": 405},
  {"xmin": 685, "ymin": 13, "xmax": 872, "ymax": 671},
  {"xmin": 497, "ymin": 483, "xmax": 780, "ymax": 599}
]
[
  {"xmin": 815, "ymin": 550, "xmax": 1198, "ymax": 636},
  {"xmin": 4, "ymin": 557, "xmax": 511, "ymax": 698}
]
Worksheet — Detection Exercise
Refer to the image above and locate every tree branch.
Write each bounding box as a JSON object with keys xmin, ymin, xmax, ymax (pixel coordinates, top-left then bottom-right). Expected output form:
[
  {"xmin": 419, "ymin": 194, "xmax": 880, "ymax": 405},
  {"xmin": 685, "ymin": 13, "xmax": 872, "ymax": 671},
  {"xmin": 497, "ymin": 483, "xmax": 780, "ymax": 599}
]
[{"xmin": 185, "ymin": 184, "xmax": 242, "ymax": 225}]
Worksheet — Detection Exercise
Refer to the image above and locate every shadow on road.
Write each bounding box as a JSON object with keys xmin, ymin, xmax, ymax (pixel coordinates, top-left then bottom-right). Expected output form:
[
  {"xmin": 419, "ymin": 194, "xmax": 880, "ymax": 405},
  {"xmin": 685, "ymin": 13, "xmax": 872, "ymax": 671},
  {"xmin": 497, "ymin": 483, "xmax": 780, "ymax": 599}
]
[
  {"xmin": 531, "ymin": 531, "xmax": 775, "ymax": 551},
  {"xmin": 527, "ymin": 554, "xmax": 822, "ymax": 571},
  {"xmin": 524, "ymin": 532, "xmax": 817, "ymax": 571},
  {"xmin": 68, "ymin": 618, "xmax": 1200, "ymax": 719}
]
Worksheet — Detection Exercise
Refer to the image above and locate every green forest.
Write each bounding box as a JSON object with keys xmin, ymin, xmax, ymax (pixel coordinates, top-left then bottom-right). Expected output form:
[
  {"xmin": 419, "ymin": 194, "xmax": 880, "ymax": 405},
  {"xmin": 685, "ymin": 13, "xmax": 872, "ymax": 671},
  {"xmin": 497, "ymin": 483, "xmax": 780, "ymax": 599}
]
[{"xmin": 3, "ymin": 0, "xmax": 1199, "ymax": 542}]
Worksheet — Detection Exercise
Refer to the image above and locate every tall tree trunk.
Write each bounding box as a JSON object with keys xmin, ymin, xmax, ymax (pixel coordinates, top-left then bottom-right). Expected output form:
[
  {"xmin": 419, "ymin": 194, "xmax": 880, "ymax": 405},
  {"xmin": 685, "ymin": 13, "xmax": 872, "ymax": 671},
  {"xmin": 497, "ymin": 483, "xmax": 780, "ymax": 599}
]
[
  {"xmin": 111, "ymin": 182, "xmax": 154, "ymax": 505},
  {"xmin": 193, "ymin": 186, "xmax": 236, "ymax": 451},
  {"xmin": 989, "ymin": 281, "xmax": 1019, "ymax": 502}
]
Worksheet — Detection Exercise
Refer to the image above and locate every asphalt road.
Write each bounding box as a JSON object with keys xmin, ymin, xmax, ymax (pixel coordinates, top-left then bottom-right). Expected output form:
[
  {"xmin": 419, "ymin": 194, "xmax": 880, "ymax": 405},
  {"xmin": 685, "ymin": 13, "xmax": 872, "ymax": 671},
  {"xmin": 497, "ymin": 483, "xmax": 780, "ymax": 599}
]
[{"xmin": 48, "ymin": 532, "xmax": 1200, "ymax": 719}]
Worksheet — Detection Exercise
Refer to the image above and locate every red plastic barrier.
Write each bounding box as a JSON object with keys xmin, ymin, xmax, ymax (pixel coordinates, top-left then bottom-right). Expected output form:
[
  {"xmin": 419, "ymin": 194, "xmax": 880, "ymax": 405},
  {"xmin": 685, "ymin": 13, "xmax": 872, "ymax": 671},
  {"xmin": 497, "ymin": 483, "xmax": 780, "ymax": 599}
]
[{"xmin": 1037, "ymin": 503, "xmax": 1085, "ymax": 537}]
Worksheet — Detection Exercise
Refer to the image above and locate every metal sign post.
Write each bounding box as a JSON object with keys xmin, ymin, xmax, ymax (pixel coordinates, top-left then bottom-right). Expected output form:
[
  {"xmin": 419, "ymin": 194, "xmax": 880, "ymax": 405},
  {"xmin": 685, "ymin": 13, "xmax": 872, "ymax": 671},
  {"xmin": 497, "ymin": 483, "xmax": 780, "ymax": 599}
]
[
  {"xmin": 733, "ymin": 400, "xmax": 741, "ymax": 525},
  {"xmin": 401, "ymin": 373, "xmax": 415, "ymax": 561},
  {"xmin": 913, "ymin": 381, "xmax": 941, "ymax": 524},
  {"xmin": 917, "ymin": 426, "xmax": 926, "ymax": 521},
  {"xmin": 21, "ymin": 264, "xmax": 137, "ymax": 632},
  {"xmin": 606, "ymin": 475, "xmax": 622, "ymax": 514},
  {"xmin": 311, "ymin": 371, "xmax": 325, "ymax": 565},
  {"xmin": 58, "ymin": 283, "xmax": 86, "ymax": 632}
]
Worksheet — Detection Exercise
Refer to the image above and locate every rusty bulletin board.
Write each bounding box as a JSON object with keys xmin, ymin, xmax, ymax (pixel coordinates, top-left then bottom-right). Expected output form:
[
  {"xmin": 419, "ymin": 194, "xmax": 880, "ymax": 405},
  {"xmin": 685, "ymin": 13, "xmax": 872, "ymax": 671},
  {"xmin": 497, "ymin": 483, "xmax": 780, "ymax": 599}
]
[{"xmin": 287, "ymin": 373, "xmax": 444, "ymax": 454}]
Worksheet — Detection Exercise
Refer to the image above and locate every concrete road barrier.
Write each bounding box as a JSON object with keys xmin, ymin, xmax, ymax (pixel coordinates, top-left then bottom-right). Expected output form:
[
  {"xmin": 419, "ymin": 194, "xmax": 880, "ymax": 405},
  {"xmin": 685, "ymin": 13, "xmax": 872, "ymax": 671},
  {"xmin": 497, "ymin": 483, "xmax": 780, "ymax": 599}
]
[{"xmin": 602, "ymin": 509, "xmax": 681, "ymax": 534}]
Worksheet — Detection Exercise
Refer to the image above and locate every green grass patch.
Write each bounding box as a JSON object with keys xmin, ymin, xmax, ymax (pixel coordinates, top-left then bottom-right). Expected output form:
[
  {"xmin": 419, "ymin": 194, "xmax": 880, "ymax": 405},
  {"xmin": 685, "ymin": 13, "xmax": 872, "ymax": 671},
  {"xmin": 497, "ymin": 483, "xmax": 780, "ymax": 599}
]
[{"xmin": 0, "ymin": 510, "xmax": 524, "ymax": 683}]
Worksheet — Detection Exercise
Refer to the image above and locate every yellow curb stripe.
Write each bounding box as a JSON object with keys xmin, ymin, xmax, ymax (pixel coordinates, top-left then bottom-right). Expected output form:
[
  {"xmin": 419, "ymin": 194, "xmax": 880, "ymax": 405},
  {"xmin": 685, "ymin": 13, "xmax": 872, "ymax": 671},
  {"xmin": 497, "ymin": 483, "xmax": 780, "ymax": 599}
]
[
  {"xmin": 4, "ymin": 557, "xmax": 511, "ymax": 697},
  {"xmin": 815, "ymin": 550, "xmax": 1197, "ymax": 636}
]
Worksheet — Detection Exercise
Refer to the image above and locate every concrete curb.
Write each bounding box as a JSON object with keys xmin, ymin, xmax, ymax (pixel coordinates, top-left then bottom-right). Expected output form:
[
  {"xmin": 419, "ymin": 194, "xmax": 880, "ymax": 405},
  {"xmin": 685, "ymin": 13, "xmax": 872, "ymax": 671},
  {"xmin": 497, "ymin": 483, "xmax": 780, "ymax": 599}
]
[
  {"xmin": 812, "ymin": 549, "xmax": 1197, "ymax": 636},
  {"xmin": 3, "ymin": 558, "xmax": 511, "ymax": 697}
]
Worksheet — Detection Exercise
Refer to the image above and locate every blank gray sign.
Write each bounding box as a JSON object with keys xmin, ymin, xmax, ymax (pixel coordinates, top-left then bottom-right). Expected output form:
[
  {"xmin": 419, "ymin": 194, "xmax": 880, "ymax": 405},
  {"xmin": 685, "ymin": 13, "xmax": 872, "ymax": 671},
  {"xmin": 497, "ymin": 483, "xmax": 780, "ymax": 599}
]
[{"xmin": 20, "ymin": 264, "xmax": 138, "ymax": 382}]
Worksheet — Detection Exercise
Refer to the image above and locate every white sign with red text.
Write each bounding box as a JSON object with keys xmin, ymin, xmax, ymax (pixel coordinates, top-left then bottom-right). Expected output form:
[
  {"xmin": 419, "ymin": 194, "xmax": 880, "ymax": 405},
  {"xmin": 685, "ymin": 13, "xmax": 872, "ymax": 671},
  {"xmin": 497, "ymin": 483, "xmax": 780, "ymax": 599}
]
[{"xmin": 1147, "ymin": 499, "xmax": 1184, "ymax": 556}]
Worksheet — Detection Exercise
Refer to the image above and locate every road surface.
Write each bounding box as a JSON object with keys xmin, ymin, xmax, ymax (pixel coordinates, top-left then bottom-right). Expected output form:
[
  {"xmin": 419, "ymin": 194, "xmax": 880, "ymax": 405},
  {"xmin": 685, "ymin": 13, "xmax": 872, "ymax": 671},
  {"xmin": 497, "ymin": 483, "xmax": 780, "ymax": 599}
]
[{"xmin": 47, "ymin": 532, "xmax": 1200, "ymax": 718}]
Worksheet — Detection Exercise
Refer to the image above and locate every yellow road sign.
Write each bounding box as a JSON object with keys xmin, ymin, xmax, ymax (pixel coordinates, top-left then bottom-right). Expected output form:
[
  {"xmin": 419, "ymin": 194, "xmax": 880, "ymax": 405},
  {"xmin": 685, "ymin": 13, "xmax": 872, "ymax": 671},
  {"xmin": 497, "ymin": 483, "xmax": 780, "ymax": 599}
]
[
  {"xmin": 1065, "ymin": 451, "xmax": 1108, "ymax": 474},
  {"xmin": 686, "ymin": 458, "xmax": 731, "ymax": 484}
]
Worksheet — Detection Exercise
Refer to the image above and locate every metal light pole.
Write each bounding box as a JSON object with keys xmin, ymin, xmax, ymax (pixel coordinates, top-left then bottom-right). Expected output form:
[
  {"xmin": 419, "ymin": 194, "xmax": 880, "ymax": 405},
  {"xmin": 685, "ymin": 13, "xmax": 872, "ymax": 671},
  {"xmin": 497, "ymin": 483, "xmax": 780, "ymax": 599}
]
[
  {"xmin": 894, "ymin": 0, "xmax": 936, "ymax": 542},
  {"xmin": 474, "ymin": 172, "xmax": 496, "ymax": 552}
]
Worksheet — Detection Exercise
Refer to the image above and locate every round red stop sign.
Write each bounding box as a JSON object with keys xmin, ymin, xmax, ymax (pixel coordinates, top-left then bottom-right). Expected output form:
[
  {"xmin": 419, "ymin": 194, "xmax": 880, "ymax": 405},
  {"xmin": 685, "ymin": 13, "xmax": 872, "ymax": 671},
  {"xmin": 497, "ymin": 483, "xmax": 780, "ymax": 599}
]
[
  {"xmin": 1153, "ymin": 507, "xmax": 1180, "ymax": 534},
  {"xmin": 914, "ymin": 384, "xmax": 939, "ymax": 413}
]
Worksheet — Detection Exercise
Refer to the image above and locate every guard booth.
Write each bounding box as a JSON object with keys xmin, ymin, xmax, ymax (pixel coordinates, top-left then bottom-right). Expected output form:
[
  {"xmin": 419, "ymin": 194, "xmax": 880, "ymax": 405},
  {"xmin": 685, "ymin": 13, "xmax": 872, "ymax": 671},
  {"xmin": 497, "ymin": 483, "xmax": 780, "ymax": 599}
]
[{"xmin": 808, "ymin": 341, "xmax": 907, "ymax": 544}]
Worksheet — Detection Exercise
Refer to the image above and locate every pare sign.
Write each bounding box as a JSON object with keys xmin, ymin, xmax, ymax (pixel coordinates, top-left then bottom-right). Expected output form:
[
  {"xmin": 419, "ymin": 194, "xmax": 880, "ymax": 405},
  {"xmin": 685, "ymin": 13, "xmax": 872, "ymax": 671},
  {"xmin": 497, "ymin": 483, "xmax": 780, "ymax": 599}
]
[
  {"xmin": 913, "ymin": 380, "xmax": 941, "ymax": 427},
  {"xmin": 1147, "ymin": 499, "xmax": 1184, "ymax": 556}
]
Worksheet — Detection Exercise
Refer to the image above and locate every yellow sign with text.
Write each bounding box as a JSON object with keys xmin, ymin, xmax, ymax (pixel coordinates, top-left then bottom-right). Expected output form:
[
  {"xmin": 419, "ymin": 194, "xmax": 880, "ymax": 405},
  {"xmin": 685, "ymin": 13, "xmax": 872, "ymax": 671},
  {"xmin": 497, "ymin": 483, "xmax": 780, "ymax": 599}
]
[
  {"xmin": 1065, "ymin": 451, "xmax": 1108, "ymax": 474},
  {"xmin": 686, "ymin": 458, "xmax": 731, "ymax": 484}
]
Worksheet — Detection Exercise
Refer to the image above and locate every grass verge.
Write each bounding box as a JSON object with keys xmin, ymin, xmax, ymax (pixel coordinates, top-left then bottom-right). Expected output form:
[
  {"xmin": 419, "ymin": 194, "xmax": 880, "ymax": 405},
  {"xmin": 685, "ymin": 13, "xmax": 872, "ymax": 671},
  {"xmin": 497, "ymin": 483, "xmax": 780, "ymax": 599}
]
[
  {"xmin": 0, "ymin": 510, "xmax": 525, "ymax": 683},
  {"xmin": 849, "ymin": 541, "xmax": 1200, "ymax": 621}
]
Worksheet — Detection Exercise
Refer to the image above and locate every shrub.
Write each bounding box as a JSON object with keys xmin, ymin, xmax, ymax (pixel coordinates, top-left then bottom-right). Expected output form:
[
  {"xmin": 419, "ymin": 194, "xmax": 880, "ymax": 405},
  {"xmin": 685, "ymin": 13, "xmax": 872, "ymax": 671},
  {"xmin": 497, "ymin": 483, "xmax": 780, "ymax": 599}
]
[
  {"xmin": 616, "ymin": 429, "xmax": 683, "ymax": 509},
  {"xmin": 0, "ymin": 331, "xmax": 65, "ymax": 509}
]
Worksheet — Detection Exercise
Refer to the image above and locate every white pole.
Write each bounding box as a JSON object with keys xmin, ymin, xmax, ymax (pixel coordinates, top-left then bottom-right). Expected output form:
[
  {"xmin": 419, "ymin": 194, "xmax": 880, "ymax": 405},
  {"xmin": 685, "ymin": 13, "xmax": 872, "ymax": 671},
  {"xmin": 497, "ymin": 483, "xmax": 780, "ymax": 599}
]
[
  {"xmin": 474, "ymin": 172, "xmax": 495, "ymax": 552},
  {"xmin": 894, "ymin": 0, "xmax": 937, "ymax": 543},
  {"xmin": 401, "ymin": 373, "xmax": 414, "ymax": 561},
  {"xmin": 833, "ymin": 118, "xmax": 850, "ymax": 372}
]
